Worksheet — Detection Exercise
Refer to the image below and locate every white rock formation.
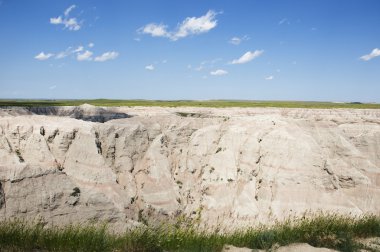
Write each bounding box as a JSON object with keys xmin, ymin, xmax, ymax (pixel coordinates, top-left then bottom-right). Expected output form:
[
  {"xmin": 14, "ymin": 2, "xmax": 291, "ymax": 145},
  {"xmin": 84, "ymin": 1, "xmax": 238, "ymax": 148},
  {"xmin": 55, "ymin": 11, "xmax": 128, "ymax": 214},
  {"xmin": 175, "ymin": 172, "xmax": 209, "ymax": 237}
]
[
  {"xmin": 222, "ymin": 243, "xmax": 339, "ymax": 252},
  {"xmin": 0, "ymin": 106, "xmax": 379, "ymax": 230}
]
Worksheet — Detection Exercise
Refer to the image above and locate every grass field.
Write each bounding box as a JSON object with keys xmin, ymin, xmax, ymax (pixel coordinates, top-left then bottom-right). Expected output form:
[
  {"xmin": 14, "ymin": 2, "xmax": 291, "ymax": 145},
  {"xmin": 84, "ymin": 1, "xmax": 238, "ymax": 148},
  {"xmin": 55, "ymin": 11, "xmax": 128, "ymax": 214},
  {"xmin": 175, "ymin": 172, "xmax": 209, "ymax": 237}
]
[
  {"xmin": 0, "ymin": 214, "xmax": 379, "ymax": 251},
  {"xmin": 0, "ymin": 99, "xmax": 379, "ymax": 109}
]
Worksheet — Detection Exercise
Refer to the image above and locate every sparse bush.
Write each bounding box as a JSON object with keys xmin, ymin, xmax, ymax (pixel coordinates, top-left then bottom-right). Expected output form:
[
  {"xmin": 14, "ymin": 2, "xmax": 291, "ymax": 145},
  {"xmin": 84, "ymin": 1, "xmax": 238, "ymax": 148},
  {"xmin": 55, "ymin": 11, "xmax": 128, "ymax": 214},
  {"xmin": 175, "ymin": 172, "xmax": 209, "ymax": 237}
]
[
  {"xmin": 40, "ymin": 126, "xmax": 45, "ymax": 136},
  {"xmin": 70, "ymin": 187, "xmax": 80, "ymax": 197},
  {"xmin": 176, "ymin": 180, "xmax": 183, "ymax": 189},
  {"xmin": 138, "ymin": 210, "xmax": 148, "ymax": 226},
  {"xmin": 15, "ymin": 149, "xmax": 24, "ymax": 163}
]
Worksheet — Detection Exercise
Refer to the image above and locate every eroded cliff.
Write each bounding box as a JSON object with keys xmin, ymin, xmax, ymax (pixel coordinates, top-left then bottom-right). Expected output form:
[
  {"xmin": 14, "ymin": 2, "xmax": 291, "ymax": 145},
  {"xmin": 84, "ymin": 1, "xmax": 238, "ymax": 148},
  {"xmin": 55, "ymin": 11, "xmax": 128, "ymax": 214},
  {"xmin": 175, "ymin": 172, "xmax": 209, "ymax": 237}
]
[{"xmin": 0, "ymin": 105, "xmax": 379, "ymax": 231}]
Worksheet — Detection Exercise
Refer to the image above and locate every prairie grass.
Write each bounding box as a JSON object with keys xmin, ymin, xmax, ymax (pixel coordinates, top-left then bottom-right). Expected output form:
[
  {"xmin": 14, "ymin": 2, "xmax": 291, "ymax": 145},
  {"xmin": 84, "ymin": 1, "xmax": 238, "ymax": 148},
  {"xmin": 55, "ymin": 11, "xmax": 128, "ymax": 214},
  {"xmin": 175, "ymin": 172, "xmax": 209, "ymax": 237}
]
[
  {"xmin": 0, "ymin": 214, "xmax": 379, "ymax": 251},
  {"xmin": 1, "ymin": 99, "xmax": 380, "ymax": 109}
]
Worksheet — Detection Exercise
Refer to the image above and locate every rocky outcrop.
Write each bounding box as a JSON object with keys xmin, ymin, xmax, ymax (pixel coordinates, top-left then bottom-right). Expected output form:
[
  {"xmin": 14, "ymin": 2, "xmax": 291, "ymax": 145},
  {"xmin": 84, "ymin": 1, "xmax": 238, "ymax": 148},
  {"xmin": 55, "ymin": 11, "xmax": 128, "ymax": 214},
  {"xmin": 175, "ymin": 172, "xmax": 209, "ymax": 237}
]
[
  {"xmin": 2, "ymin": 104, "xmax": 131, "ymax": 122},
  {"xmin": 222, "ymin": 243, "xmax": 339, "ymax": 252},
  {"xmin": 0, "ymin": 106, "xmax": 379, "ymax": 230},
  {"xmin": 358, "ymin": 237, "xmax": 380, "ymax": 251}
]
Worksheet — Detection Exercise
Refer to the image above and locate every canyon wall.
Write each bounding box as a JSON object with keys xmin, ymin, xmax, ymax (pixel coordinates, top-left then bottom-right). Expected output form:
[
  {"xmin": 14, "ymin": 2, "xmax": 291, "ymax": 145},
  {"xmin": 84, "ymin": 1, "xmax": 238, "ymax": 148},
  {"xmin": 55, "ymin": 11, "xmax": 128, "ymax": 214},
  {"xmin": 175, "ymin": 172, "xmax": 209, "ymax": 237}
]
[{"xmin": 0, "ymin": 105, "xmax": 379, "ymax": 230}]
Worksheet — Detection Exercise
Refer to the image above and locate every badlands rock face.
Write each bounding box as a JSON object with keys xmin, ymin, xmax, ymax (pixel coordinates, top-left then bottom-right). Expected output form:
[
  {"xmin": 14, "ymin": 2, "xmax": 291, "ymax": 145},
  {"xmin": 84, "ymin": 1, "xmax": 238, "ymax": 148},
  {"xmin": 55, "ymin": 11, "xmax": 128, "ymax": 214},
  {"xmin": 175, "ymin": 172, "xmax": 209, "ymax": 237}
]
[{"xmin": 0, "ymin": 105, "xmax": 379, "ymax": 230}]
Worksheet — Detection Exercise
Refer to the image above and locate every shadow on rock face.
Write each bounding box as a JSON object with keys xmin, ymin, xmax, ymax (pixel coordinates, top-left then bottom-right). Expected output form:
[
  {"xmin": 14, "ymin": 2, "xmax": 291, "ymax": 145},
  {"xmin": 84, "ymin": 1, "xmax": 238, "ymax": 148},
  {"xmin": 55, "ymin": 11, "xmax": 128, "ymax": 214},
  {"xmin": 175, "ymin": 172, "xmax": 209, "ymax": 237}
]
[
  {"xmin": 71, "ymin": 112, "xmax": 131, "ymax": 123},
  {"xmin": 28, "ymin": 104, "xmax": 132, "ymax": 123},
  {"xmin": 0, "ymin": 182, "xmax": 4, "ymax": 209}
]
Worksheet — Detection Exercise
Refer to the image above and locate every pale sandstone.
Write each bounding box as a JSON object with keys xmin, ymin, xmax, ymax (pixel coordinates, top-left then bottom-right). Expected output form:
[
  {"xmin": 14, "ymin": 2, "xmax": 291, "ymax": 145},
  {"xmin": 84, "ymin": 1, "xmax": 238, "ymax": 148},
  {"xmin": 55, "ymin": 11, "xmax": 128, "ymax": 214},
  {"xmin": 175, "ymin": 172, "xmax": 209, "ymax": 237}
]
[
  {"xmin": 222, "ymin": 243, "xmax": 338, "ymax": 251},
  {"xmin": 0, "ymin": 105, "xmax": 379, "ymax": 231}
]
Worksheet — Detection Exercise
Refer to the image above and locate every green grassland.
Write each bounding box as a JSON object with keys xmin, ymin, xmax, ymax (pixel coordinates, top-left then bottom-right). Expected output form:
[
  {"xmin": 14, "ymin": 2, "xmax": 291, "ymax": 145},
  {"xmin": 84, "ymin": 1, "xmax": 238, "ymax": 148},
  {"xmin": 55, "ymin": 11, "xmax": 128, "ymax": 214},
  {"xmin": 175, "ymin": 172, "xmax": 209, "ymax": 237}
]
[
  {"xmin": 0, "ymin": 99, "xmax": 379, "ymax": 109},
  {"xmin": 0, "ymin": 214, "xmax": 379, "ymax": 251}
]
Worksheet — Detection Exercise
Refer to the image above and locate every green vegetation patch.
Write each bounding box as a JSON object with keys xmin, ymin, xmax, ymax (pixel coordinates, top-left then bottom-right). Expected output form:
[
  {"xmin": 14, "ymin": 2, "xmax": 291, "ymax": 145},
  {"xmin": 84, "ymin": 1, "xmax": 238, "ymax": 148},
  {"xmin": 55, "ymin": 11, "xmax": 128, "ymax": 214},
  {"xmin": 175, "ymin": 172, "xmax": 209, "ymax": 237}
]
[
  {"xmin": 0, "ymin": 214, "xmax": 379, "ymax": 251},
  {"xmin": 1, "ymin": 99, "xmax": 380, "ymax": 109}
]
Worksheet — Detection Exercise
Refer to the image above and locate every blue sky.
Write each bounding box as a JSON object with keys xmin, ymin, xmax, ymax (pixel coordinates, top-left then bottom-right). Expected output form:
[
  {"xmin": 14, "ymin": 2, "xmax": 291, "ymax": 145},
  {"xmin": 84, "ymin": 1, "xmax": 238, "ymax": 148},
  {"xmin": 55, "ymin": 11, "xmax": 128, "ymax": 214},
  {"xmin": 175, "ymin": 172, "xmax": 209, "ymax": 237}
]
[{"xmin": 0, "ymin": 0, "xmax": 379, "ymax": 102}]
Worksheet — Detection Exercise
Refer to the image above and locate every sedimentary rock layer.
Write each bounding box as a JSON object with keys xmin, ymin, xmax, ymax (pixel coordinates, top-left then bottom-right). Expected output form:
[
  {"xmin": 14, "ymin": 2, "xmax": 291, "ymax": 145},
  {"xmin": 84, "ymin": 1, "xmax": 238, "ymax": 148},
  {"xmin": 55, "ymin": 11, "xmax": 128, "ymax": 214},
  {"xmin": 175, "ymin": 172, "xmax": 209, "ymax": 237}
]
[{"xmin": 0, "ymin": 105, "xmax": 379, "ymax": 230}]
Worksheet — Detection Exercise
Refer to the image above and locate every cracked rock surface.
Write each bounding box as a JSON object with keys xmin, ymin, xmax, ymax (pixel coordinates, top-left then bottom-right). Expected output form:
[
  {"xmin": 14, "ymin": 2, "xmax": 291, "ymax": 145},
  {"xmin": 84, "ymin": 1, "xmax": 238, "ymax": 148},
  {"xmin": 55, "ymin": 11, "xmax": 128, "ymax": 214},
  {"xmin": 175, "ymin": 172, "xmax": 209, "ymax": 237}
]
[{"xmin": 0, "ymin": 105, "xmax": 379, "ymax": 230}]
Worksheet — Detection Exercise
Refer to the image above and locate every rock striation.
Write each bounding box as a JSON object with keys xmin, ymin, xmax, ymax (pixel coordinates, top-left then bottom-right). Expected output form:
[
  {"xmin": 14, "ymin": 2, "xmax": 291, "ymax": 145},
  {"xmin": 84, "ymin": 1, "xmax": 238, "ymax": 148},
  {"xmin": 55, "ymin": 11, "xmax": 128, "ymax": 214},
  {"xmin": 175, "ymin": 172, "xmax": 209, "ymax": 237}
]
[{"xmin": 0, "ymin": 106, "xmax": 379, "ymax": 230}]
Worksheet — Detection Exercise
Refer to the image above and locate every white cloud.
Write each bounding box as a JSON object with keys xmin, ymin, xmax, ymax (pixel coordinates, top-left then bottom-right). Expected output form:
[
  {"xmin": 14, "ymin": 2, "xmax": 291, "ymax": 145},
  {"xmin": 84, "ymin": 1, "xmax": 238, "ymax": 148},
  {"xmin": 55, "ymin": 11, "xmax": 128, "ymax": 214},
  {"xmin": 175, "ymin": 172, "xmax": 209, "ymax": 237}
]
[
  {"xmin": 140, "ymin": 23, "xmax": 169, "ymax": 37},
  {"xmin": 229, "ymin": 35, "xmax": 249, "ymax": 45},
  {"xmin": 139, "ymin": 10, "xmax": 218, "ymax": 41},
  {"xmin": 210, "ymin": 69, "xmax": 228, "ymax": 76},
  {"xmin": 88, "ymin": 42, "xmax": 94, "ymax": 48},
  {"xmin": 229, "ymin": 37, "xmax": 241, "ymax": 45},
  {"xmin": 35, "ymin": 52, "xmax": 54, "ymax": 60},
  {"xmin": 55, "ymin": 46, "xmax": 72, "ymax": 59},
  {"xmin": 64, "ymin": 5, "xmax": 76, "ymax": 16},
  {"xmin": 174, "ymin": 10, "xmax": 217, "ymax": 40},
  {"xmin": 194, "ymin": 58, "xmax": 222, "ymax": 71},
  {"xmin": 265, "ymin": 76, "xmax": 274, "ymax": 80},
  {"xmin": 50, "ymin": 16, "xmax": 62, "ymax": 24},
  {"xmin": 50, "ymin": 6, "xmax": 81, "ymax": 31},
  {"xmin": 72, "ymin": 46, "xmax": 84, "ymax": 53},
  {"xmin": 360, "ymin": 48, "xmax": 380, "ymax": 61},
  {"xmin": 55, "ymin": 46, "xmax": 83, "ymax": 59},
  {"xmin": 49, "ymin": 85, "xmax": 57, "ymax": 90},
  {"xmin": 279, "ymin": 18, "xmax": 290, "ymax": 25},
  {"xmin": 64, "ymin": 18, "xmax": 81, "ymax": 31},
  {"xmin": 77, "ymin": 50, "xmax": 93, "ymax": 61},
  {"xmin": 55, "ymin": 51, "xmax": 68, "ymax": 59},
  {"xmin": 38, "ymin": 45, "xmax": 119, "ymax": 63},
  {"xmin": 145, "ymin": 65, "xmax": 154, "ymax": 70},
  {"xmin": 230, "ymin": 50, "xmax": 263, "ymax": 64},
  {"xmin": 94, "ymin": 51, "xmax": 119, "ymax": 62}
]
